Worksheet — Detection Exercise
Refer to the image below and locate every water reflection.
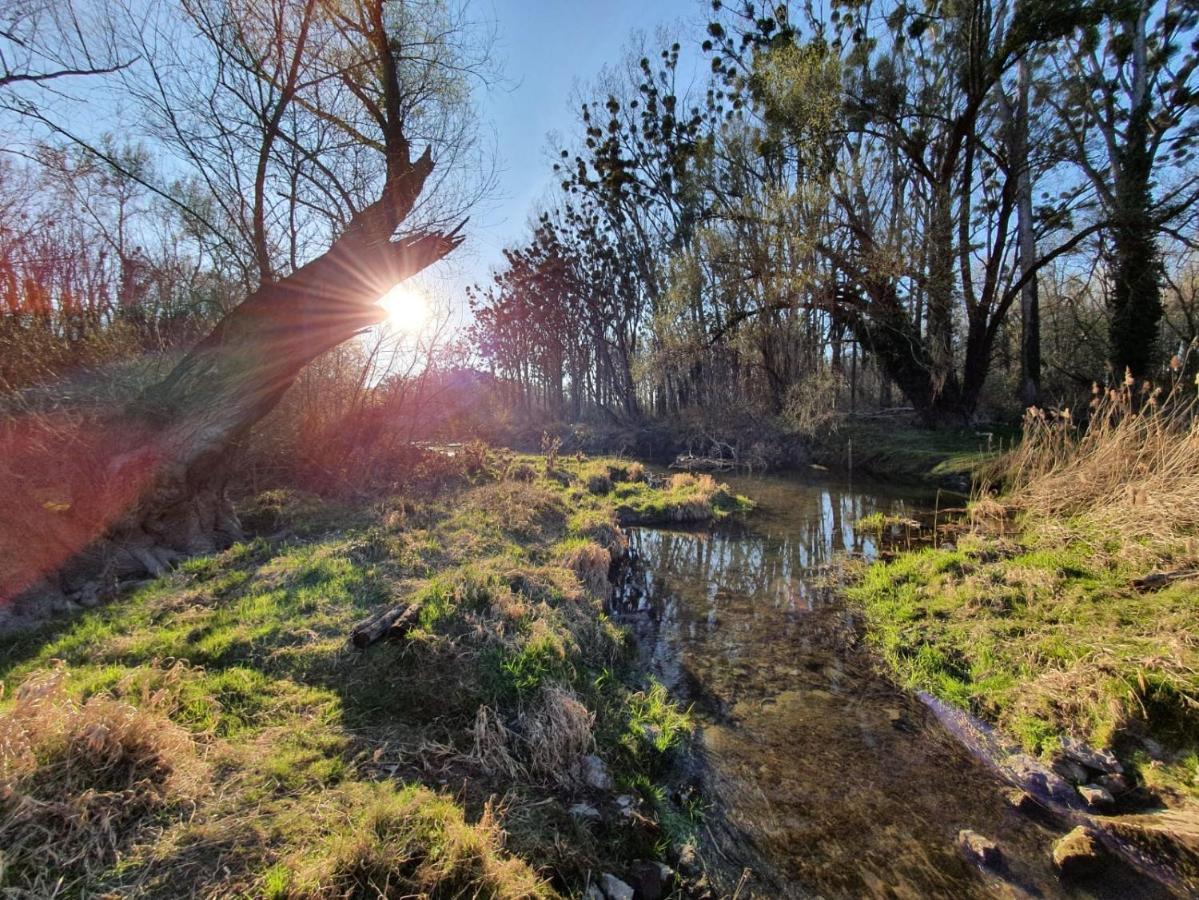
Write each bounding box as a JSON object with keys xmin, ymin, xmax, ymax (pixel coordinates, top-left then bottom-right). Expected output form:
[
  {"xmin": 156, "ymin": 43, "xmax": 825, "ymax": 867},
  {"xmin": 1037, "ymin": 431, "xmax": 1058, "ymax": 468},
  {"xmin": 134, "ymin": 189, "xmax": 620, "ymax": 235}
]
[{"xmin": 618, "ymin": 474, "xmax": 1165, "ymax": 900}]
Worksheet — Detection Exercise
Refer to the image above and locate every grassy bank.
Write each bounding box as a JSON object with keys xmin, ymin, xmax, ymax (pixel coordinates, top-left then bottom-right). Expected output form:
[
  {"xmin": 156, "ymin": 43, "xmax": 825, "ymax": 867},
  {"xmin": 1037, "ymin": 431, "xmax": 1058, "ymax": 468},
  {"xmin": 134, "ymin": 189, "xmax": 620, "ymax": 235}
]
[
  {"xmin": 848, "ymin": 388, "xmax": 1199, "ymax": 803},
  {"xmin": 812, "ymin": 420, "xmax": 1013, "ymax": 489},
  {"xmin": 0, "ymin": 451, "xmax": 749, "ymax": 897}
]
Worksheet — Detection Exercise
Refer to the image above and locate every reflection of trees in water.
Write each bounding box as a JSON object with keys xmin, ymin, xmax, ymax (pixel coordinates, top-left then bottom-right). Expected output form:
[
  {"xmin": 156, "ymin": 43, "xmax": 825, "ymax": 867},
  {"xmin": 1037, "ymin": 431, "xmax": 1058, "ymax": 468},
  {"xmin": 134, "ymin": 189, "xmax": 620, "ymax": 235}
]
[{"xmin": 630, "ymin": 485, "xmax": 908, "ymax": 614}]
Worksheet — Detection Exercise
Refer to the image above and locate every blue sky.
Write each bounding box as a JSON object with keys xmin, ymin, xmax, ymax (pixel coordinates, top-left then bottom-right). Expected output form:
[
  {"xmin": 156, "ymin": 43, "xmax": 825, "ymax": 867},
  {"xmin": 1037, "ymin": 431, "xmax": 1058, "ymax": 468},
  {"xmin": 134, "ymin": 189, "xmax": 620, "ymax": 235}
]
[{"xmin": 447, "ymin": 0, "xmax": 704, "ymax": 298}]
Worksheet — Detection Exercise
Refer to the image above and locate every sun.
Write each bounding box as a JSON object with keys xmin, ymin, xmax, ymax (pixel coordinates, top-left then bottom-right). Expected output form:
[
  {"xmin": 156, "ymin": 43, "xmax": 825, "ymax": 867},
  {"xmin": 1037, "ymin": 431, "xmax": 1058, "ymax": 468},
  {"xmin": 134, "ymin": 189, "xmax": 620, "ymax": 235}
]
[{"xmin": 377, "ymin": 284, "xmax": 431, "ymax": 333}]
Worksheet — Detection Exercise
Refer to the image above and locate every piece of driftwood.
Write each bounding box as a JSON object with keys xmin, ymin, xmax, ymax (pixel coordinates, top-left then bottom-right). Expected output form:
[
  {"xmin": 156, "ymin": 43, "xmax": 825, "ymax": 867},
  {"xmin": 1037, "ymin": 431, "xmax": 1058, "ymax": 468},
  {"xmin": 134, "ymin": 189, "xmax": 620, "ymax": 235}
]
[
  {"xmin": 1132, "ymin": 569, "xmax": 1199, "ymax": 591},
  {"xmin": 670, "ymin": 454, "xmax": 738, "ymax": 472},
  {"xmin": 350, "ymin": 603, "xmax": 420, "ymax": 648}
]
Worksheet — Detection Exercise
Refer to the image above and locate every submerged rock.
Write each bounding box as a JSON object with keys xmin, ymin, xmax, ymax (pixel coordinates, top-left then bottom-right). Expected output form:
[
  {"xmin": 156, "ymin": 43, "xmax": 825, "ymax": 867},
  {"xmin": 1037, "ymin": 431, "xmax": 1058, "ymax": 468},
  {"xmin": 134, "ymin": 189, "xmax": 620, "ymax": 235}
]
[
  {"xmin": 957, "ymin": 829, "xmax": 1002, "ymax": 867},
  {"xmin": 600, "ymin": 872, "xmax": 635, "ymax": 900},
  {"xmin": 1053, "ymin": 826, "xmax": 1104, "ymax": 878}
]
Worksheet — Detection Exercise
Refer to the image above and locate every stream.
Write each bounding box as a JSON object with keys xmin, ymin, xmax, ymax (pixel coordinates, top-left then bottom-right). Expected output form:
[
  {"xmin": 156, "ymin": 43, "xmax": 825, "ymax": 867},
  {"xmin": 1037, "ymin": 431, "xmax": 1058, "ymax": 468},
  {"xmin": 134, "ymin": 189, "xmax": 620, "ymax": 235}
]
[{"xmin": 615, "ymin": 472, "xmax": 1168, "ymax": 899}]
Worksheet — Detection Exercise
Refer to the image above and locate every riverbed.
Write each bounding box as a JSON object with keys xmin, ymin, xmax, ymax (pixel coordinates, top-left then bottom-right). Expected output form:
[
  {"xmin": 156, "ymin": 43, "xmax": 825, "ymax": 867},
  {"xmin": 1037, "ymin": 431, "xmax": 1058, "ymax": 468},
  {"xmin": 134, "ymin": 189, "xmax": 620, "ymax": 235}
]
[{"xmin": 616, "ymin": 472, "xmax": 1168, "ymax": 898}]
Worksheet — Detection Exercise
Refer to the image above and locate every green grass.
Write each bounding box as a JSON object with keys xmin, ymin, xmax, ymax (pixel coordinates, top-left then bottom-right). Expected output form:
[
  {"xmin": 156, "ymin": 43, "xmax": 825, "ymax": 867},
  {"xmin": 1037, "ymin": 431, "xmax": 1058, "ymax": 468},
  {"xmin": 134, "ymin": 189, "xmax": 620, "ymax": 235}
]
[
  {"xmin": 849, "ymin": 527, "xmax": 1199, "ymax": 799},
  {"xmin": 813, "ymin": 422, "xmax": 1016, "ymax": 487},
  {"xmin": 0, "ymin": 452, "xmax": 726, "ymax": 897}
]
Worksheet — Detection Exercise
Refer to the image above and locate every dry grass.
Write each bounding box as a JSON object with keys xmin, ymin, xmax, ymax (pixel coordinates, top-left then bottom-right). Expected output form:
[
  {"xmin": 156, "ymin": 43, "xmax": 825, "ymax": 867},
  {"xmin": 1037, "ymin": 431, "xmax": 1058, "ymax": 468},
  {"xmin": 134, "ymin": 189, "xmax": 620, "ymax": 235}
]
[
  {"xmin": 855, "ymin": 372, "xmax": 1199, "ymax": 789},
  {"xmin": 520, "ymin": 685, "xmax": 595, "ymax": 785},
  {"xmin": 558, "ymin": 540, "xmax": 612, "ymax": 601},
  {"xmin": 1000, "ymin": 373, "xmax": 1199, "ymax": 565},
  {"xmin": 291, "ymin": 782, "xmax": 552, "ymax": 899},
  {"xmin": 470, "ymin": 704, "xmax": 526, "ymax": 780},
  {"xmin": 0, "ymin": 665, "xmax": 206, "ymax": 893}
]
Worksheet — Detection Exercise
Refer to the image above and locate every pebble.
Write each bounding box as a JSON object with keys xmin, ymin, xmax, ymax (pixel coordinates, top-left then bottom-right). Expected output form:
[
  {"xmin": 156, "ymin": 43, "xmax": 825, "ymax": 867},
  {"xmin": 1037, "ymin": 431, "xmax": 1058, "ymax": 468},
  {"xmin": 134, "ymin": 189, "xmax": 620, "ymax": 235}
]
[
  {"xmin": 674, "ymin": 841, "xmax": 701, "ymax": 875},
  {"xmin": 569, "ymin": 803, "xmax": 601, "ymax": 822}
]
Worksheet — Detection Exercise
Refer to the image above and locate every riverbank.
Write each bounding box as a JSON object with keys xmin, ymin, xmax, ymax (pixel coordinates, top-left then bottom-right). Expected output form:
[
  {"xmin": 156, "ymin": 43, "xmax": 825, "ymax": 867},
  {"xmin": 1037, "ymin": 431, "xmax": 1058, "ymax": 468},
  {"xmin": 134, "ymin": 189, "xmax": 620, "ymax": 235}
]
[
  {"xmin": 0, "ymin": 451, "xmax": 750, "ymax": 897},
  {"xmin": 810, "ymin": 419, "xmax": 1013, "ymax": 490},
  {"xmin": 847, "ymin": 395, "xmax": 1199, "ymax": 889}
]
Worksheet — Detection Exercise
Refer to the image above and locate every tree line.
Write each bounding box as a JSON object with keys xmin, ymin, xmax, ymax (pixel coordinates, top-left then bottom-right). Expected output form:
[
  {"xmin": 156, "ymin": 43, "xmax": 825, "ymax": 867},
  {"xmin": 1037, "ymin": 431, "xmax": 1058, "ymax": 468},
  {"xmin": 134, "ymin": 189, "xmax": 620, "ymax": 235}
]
[{"xmin": 471, "ymin": 0, "xmax": 1199, "ymax": 428}]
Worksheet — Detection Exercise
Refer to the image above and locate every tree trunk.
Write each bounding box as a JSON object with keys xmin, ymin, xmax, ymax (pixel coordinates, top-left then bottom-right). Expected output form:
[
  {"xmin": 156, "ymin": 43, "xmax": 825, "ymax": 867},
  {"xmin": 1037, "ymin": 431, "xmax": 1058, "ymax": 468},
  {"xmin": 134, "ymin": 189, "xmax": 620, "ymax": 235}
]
[
  {"xmin": 1013, "ymin": 58, "xmax": 1042, "ymax": 408},
  {"xmin": 4, "ymin": 153, "xmax": 462, "ymax": 620},
  {"xmin": 1108, "ymin": 0, "xmax": 1162, "ymax": 381}
]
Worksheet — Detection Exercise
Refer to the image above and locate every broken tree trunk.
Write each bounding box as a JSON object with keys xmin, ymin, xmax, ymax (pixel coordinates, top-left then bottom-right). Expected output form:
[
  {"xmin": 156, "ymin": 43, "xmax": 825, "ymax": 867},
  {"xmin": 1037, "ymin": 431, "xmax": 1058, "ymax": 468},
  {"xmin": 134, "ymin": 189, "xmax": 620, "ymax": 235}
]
[
  {"xmin": 1, "ymin": 3, "xmax": 462, "ymax": 626},
  {"xmin": 3, "ymin": 153, "xmax": 462, "ymax": 622}
]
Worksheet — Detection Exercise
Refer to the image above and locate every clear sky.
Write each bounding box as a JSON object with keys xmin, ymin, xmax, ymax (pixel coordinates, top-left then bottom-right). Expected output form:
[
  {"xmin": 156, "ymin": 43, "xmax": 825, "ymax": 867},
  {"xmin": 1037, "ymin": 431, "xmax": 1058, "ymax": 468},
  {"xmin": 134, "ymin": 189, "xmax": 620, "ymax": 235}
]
[{"xmin": 444, "ymin": 0, "xmax": 704, "ymax": 300}]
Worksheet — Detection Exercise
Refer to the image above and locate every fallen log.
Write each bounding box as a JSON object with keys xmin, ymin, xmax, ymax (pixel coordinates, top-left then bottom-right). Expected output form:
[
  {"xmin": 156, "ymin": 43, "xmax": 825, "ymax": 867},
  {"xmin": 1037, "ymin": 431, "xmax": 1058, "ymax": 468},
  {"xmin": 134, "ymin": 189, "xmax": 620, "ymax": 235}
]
[{"xmin": 350, "ymin": 603, "xmax": 420, "ymax": 648}]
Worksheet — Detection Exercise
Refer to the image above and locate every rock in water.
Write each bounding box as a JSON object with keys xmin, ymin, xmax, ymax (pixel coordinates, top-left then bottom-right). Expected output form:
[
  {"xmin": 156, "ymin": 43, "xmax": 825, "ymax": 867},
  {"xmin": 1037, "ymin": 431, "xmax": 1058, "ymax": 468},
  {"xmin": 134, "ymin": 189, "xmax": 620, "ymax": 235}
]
[
  {"xmin": 957, "ymin": 829, "xmax": 1002, "ymax": 867},
  {"xmin": 1053, "ymin": 826, "xmax": 1103, "ymax": 878},
  {"xmin": 599, "ymin": 872, "xmax": 635, "ymax": 900}
]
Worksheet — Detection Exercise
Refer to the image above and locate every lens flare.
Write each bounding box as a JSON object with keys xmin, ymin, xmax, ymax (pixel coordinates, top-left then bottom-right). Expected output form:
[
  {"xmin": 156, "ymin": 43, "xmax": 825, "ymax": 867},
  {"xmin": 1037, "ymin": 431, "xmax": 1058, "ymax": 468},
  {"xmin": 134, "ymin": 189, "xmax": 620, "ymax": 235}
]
[{"xmin": 377, "ymin": 284, "xmax": 430, "ymax": 333}]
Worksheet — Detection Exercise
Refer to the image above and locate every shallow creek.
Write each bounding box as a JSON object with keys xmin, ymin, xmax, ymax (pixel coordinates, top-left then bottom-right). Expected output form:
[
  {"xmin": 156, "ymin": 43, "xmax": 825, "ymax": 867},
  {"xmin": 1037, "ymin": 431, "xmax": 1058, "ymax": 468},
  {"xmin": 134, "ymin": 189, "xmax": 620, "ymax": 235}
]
[{"xmin": 615, "ymin": 472, "xmax": 1167, "ymax": 899}]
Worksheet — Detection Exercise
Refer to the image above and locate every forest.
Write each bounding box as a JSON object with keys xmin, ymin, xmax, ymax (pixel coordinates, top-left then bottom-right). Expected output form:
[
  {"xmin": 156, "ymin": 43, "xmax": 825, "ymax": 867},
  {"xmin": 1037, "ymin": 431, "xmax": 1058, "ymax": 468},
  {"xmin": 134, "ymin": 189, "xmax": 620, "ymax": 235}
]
[{"xmin": 2, "ymin": 0, "xmax": 1199, "ymax": 898}]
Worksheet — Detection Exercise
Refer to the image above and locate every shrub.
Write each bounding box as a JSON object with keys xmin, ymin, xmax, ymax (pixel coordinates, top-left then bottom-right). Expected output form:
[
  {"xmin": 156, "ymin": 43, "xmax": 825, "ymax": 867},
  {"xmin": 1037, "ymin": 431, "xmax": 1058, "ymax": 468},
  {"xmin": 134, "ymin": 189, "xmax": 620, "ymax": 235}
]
[{"xmin": 585, "ymin": 472, "xmax": 613, "ymax": 495}]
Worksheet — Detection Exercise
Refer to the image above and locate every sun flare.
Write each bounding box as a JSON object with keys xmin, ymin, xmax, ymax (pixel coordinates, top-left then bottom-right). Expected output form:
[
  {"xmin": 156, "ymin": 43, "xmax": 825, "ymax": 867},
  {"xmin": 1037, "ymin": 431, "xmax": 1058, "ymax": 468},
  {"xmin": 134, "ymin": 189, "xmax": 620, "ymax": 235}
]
[{"xmin": 377, "ymin": 284, "xmax": 431, "ymax": 333}]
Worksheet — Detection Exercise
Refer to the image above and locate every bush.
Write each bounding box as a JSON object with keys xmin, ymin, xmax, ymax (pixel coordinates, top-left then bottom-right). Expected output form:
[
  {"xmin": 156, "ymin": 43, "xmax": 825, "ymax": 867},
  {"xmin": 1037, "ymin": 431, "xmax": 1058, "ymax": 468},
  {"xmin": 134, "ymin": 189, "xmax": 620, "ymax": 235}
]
[{"xmin": 585, "ymin": 472, "xmax": 613, "ymax": 495}]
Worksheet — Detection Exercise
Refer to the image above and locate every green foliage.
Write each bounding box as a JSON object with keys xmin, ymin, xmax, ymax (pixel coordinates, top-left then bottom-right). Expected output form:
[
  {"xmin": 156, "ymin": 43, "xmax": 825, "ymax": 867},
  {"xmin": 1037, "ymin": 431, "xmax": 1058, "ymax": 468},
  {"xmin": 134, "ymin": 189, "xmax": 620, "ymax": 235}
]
[{"xmin": 850, "ymin": 533, "xmax": 1199, "ymax": 795}]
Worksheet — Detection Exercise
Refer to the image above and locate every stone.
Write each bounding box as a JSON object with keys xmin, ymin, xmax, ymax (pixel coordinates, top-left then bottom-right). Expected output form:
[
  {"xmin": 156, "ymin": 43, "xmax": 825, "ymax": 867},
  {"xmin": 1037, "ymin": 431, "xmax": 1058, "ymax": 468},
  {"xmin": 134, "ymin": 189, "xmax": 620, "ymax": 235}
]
[
  {"xmin": 1053, "ymin": 826, "xmax": 1103, "ymax": 878},
  {"xmin": 599, "ymin": 872, "xmax": 635, "ymax": 900},
  {"xmin": 1003, "ymin": 788, "xmax": 1036, "ymax": 812},
  {"xmin": 569, "ymin": 803, "xmax": 601, "ymax": 822},
  {"xmin": 1077, "ymin": 784, "xmax": 1115, "ymax": 810},
  {"xmin": 584, "ymin": 886, "xmax": 605, "ymax": 900},
  {"xmin": 1097, "ymin": 772, "xmax": 1129, "ymax": 795},
  {"xmin": 1060, "ymin": 736, "xmax": 1123, "ymax": 775},
  {"xmin": 581, "ymin": 754, "xmax": 613, "ymax": 791},
  {"xmin": 1051, "ymin": 755, "xmax": 1091, "ymax": 785},
  {"xmin": 627, "ymin": 860, "xmax": 673, "ymax": 900},
  {"xmin": 957, "ymin": 829, "xmax": 1002, "ymax": 867},
  {"xmin": 1141, "ymin": 737, "xmax": 1165, "ymax": 760}
]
